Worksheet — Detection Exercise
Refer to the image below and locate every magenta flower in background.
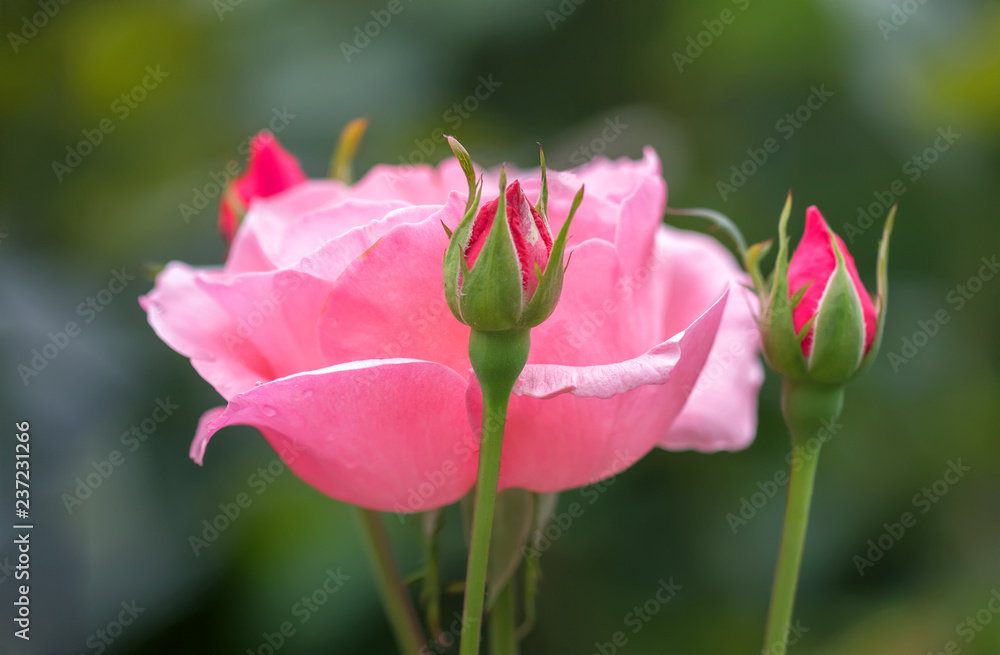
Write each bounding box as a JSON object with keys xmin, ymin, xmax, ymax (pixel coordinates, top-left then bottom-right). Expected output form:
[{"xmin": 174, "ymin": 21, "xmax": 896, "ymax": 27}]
[
  {"xmin": 140, "ymin": 135, "xmax": 763, "ymax": 512},
  {"xmin": 217, "ymin": 131, "xmax": 307, "ymax": 244}
]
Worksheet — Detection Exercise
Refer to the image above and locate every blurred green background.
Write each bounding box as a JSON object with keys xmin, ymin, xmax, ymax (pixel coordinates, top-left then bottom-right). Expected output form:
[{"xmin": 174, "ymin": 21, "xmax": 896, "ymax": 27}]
[{"xmin": 2, "ymin": 0, "xmax": 998, "ymax": 653}]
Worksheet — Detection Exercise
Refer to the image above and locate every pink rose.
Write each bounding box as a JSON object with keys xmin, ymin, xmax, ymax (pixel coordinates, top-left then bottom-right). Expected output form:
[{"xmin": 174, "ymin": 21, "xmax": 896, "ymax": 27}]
[{"xmin": 141, "ymin": 141, "xmax": 763, "ymax": 512}]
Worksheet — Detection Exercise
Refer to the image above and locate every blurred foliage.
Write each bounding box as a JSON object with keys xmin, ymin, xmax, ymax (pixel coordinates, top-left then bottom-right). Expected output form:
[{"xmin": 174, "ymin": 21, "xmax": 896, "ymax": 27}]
[{"xmin": 1, "ymin": 0, "xmax": 998, "ymax": 653}]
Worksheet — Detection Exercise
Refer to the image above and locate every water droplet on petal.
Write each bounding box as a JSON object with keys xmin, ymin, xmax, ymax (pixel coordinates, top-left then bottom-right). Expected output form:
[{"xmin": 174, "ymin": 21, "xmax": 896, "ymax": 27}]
[
  {"xmin": 261, "ymin": 405, "xmax": 277, "ymax": 417},
  {"xmin": 301, "ymin": 389, "xmax": 314, "ymax": 399}
]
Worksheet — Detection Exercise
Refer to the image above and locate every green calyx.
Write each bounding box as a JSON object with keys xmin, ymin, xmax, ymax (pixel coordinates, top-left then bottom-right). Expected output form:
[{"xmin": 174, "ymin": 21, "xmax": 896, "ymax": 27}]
[
  {"xmin": 457, "ymin": 167, "xmax": 525, "ymax": 331},
  {"xmin": 780, "ymin": 377, "xmax": 845, "ymax": 443},
  {"xmin": 442, "ymin": 138, "xmax": 583, "ymax": 332}
]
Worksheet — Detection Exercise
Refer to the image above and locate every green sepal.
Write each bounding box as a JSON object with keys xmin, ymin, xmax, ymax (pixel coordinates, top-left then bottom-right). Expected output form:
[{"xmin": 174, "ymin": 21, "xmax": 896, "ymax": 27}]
[
  {"xmin": 517, "ymin": 184, "xmax": 585, "ymax": 328},
  {"xmin": 855, "ymin": 204, "xmax": 896, "ymax": 377},
  {"xmin": 806, "ymin": 230, "xmax": 867, "ymax": 383},
  {"xmin": 789, "ymin": 279, "xmax": 812, "ymax": 310},
  {"xmin": 458, "ymin": 168, "xmax": 525, "ymax": 331},
  {"xmin": 761, "ymin": 193, "xmax": 808, "ymax": 379},
  {"xmin": 535, "ymin": 145, "xmax": 549, "ymax": 220},
  {"xmin": 442, "ymin": 177, "xmax": 483, "ymax": 324},
  {"xmin": 664, "ymin": 204, "xmax": 749, "ymax": 266},
  {"xmin": 446, "ymin": 135, "xmax": 477, "ymax": 213},
  {"xmin": 795, "ymin": 315, "xmax": 816, "ymax": 343},
  {"xmin": 329, "ymin": 117, "xmax": 369, "ymax": 183},
  {"xmin": 745, "ymin": 239, "xmax": 773, "ymax": 302}
]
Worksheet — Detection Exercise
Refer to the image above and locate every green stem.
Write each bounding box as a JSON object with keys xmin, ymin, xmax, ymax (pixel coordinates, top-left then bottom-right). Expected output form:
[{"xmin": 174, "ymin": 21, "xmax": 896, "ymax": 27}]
[
  {"xmin": 763, "ymin": 379, "xmax": 844, "ymax": 653},
  {"xmin": 762, "ymin": 438, "xmax": 819, "ymax": 650},
  {"xmin": 355, "ymin": 508, "xmax": 427, "ymax": 655},
  {"xmin": 459, "ymin": 328, "xmax": 530, "ymax": 655},
  {"xmin": 515, "ymin": 552, "xmax": 539, "ymax": 641},
  {"xmin": 420, "ymin": 510, "xmax": 445, "ymax": 642},
  {"xmin": 489, "ymin": 581, "xmax": 519, "ymax": 655}
]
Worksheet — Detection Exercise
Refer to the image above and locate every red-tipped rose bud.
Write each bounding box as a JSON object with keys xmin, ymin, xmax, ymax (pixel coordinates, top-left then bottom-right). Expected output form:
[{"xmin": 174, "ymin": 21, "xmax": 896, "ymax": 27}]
[
  {"xmin": 218, "ymin": 131, "xmax": 307, "ymax": 244},
  {"xmin": 755, "ymin": 194, "xmax": 894, "ymax": 385},
  {"xmin": 788, "ymin": 206, "xmax": 878, "ymax": 356},
  {"xmin": 443, "ymin": 137, "xmax": 584, "ymax": 332},
  {"xmin": 465, "ymin": 180, "xmax": 553, "ymax": 300}
]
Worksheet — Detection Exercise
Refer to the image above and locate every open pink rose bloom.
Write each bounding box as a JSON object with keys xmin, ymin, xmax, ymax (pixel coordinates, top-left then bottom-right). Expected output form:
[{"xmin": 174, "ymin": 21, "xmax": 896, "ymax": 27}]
[{"xmin": 140, "ymin": 135, "xmax": 763, "ymax": 512}]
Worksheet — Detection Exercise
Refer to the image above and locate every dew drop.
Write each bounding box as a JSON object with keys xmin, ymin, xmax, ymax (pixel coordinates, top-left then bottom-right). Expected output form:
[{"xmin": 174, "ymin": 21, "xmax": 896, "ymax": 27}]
[{"xmin": 261, "ymin": 405, "xmax": 277, "ymax": 417}]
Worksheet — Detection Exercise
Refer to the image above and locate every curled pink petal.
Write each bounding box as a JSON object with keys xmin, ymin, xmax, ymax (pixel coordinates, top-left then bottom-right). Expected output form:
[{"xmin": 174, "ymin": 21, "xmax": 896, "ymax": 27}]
[
  {"xmin": 473, "ymin": 291, "xmax": 728, "ymax": 492},
  {"xmin": 192, "ymin": 360, "xmax": 477, "ymax": 512},
  {"xmin": 512, "ymin": 291, "xmax": 726, "ymax": 400},
  {"xmin": 191, "ymin": 406, "xmax": 227, "ymax": 464},
  {"xmin": 653, "ymin": 227, "xmax": 764, "ymax": 452}
]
